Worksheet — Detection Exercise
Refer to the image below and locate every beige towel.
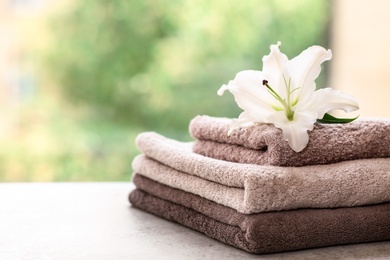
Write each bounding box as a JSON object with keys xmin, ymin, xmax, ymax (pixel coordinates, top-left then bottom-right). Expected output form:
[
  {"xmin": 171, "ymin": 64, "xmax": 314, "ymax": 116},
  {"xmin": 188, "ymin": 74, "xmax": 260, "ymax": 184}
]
[
  {"xmin": 189, "ymin": 115, "xmax": 390, "ymax": 166},
  {"xmin": 130, "ymin": 174, "xmax": 390, "ymax": 254},
  {"xmin": 134, "ymin": 132, "xmax": 390, "ymax": 214}
]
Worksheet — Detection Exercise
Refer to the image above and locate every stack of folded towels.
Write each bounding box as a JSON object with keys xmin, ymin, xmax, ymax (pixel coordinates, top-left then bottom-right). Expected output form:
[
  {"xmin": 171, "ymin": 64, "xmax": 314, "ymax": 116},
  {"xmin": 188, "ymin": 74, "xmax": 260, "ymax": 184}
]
[{"xmin": 129, "ymin": 115, "xmax": 390, "ymax": 254}]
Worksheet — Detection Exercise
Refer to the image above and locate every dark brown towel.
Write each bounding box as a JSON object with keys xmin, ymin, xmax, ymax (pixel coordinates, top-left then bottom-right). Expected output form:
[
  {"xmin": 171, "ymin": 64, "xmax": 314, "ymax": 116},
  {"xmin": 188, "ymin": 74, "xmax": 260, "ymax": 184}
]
[
  {"xmin": 189, "ymin": 115, "xmax": 390, "ymax": 166},
  {"xmin": 129, "ymin": 174, "xmax": 390, "ymax": 255}
]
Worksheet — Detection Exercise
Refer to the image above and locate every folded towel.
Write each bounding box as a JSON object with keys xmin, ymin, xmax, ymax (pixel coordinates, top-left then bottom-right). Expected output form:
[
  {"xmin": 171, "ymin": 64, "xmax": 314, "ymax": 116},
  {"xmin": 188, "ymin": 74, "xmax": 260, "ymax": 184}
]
[
  {"xmin": 134, "ymin": 132, "xmax": 390, "ymax": 214},
  {"xmin": 189, "ymin": 115, "xmax": 390, "ymax": 166},
  {"xmin": 129, "ymin": 174, "xmax": 390, "ymax": 254}
]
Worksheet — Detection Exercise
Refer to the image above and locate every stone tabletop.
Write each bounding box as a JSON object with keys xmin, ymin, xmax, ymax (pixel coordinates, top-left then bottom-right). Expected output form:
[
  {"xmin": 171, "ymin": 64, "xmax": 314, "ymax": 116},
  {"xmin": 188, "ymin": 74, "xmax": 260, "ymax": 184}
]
[{"xmin": 1, "ymin": 182, "xmax": 389, "ymax": 260}]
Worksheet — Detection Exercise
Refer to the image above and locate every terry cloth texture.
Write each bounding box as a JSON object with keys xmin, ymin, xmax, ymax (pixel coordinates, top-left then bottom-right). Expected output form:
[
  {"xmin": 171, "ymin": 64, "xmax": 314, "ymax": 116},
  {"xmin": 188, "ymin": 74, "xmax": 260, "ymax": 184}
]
[
  {"xmin": 189, "ymin": 115, "xmax": 390, "ymax": 166},
  {"xmin": 129, "ymin": 175, "xmax": 390, "ymax": 255},
  {"xmin": 134, "ymin": 132, "xmax": 390, "ymax": 214}
]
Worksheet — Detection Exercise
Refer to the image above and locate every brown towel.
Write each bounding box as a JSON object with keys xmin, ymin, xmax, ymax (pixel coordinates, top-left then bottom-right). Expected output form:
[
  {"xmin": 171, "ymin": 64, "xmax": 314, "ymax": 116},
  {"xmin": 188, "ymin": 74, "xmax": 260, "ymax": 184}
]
[
  {"xmin": 135, "ymin": 132, "xmax": 390, "ymax": 214},
  {"xmin": 189, "ymin": 115, "xmax": 390, "ymax": 166},
  {"xmin": 129, "ymin": 174, "xmax": 390, "ymax": 255}
]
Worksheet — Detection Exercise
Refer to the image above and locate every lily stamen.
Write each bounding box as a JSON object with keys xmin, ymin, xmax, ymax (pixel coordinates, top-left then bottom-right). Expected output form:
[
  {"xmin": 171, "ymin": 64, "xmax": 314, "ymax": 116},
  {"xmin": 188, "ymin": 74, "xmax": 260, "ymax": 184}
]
[{"xmin": 262, "ymin": 79, "xmax": 294, "ymax": 121}]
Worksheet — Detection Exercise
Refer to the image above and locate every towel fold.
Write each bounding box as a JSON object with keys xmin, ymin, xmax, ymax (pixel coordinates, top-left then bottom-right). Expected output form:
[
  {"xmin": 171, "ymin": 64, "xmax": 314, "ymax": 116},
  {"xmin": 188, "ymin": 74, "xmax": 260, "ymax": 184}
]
[
  {"xmin": 129, "ymin": 174, "xmax": 390, "ymax": 254},
  {"xmin": 189, "ymin": 115, "xmax": 390, "ymax": 166},
  {"xmin": 134, "ymin": 132, "xmax": 390, "ymax": 214}
]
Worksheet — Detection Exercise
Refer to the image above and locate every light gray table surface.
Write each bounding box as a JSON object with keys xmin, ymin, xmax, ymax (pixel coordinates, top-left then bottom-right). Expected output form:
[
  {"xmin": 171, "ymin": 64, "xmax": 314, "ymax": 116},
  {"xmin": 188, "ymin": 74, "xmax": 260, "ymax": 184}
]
[{"xmin": 1, "ymin": 182, "xmax": 390, "ymax": 260}]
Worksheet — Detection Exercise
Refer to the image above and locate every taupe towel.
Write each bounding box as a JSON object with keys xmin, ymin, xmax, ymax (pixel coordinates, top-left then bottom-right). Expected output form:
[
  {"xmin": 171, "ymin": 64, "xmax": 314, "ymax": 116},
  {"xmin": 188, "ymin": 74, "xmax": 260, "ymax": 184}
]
[
  {"xmin": 129, "ymin": 174, "xmax": 390, "ymax": 255},
  {"xmin": 134, "ymin": 132, "xmax": 390, "ymax": 214},
  {"xmin": 189, "ymin": 115, "xmax": 390, "ymax": 166}
]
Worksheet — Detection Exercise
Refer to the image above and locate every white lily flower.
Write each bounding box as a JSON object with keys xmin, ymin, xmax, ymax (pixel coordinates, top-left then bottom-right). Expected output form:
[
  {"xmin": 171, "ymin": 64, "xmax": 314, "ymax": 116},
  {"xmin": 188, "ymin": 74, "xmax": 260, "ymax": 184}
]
[{"xmin": 218, "ymin": 42, "xmax": 359, "ymax": 152}]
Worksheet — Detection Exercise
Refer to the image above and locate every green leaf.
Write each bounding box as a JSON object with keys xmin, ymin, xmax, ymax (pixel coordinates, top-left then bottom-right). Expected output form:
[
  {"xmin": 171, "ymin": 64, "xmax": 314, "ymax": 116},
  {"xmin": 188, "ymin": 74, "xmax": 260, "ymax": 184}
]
[{"xmin": 317, "ymin": 113, "xmax": 359, "ymax": 124}]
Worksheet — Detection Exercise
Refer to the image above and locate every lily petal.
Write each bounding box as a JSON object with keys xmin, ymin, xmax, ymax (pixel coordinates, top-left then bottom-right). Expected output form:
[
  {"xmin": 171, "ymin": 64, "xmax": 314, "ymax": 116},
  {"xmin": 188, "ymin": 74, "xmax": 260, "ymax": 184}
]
[
  {"xmin": 284, "ymin": 46, "xmax": 332, "ymax": 105},
  {"xmin": 269, "ymin": 110, "xmax": 317, "ymax": 152},
  {"xmin": 218, "ymin": 70, "xmax": 278, "ymax": 112},
  {"xmin": 303, "ymin": 88, "xmax": 360, "ymax": 119},
  {"xmin": 225, "ymin": 85, "xmax": 275, "ymax": 122},
  {"xmin": 262, "ymin": 42, "xmax": 289, "ymax": 91}
]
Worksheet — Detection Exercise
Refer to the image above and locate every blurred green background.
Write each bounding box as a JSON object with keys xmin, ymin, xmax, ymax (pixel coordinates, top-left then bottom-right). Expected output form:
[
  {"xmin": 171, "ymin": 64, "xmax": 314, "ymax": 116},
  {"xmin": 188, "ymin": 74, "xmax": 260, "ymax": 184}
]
[{"xmin": 0, "ymin": 0, "xmax": 330, "ymax": 181}]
